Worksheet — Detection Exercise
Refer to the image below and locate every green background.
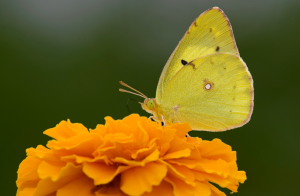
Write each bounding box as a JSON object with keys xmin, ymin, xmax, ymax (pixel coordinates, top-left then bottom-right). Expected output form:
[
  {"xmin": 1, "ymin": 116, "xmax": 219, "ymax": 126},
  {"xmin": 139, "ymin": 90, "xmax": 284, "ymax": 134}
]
[{"xmin": 1, "ymin": 0, "xmax": 300, "ymax": 195}]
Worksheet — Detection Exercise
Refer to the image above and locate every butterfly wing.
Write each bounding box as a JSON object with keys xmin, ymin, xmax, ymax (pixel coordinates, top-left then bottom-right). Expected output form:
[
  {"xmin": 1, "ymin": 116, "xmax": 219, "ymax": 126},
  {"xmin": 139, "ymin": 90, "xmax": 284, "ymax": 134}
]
[
  {"xmin": 156, "ymin": 7, "xmax": 239, "ymax": 103},
  {"xmin": 160, "ymin": 53, "xmax": 253, "ymax": 131}
]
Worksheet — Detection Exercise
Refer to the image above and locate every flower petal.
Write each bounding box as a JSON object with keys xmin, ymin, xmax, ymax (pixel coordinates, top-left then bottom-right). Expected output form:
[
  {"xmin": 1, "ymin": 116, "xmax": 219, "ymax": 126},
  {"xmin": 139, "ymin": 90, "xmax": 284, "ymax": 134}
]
[
  {"xmin": 16, "ymin": 181, "xmax": 38, "ymax": 196},
  {"xmin": 236, "ymin": 171, "xmax": 247, "ymax": 183},
  {"xmin": 34, "ymin": 163, "xmax": 83, "ymax": 196},
  {"xmin": 166, "ymin": 175, "xmax": 211, "ymax": 196},
  {"xmin": 169, "ymin": 123, "xmax": 191, "ymax": 138},
  {"xmin": 163, "ymin": 137, "xmax": 194, "ymax": 159},
  {"xmin": 131, "ymin": 142, "xmax": 157, "ymax": 160},
  {"xmin": 17, "ymin": 157, "xmax": 41, "ymax": 188},
  {"xmin": 121, "ymin": 162, "xmax": 167, "ymax": 195},
  {"xmin": 206, "ymin": 182, "xmax": 226, "ymax": 196},
  {"xmin": 170, "ymin": 164, "xmax": 196, "ymax": 185},
  {"xmin": 112, "ymin": 148, "xmax": 160, "ymax": 167},
  {"xmin": 163, "ymin": 148, "xmax": 191, "ymax": 160},
  {"xmin": 83, "ymin": 162, "xmax": 131, "ymax": 185},
  {"xmin": 194, "ymin": 181, "xmax": 211, "ymax": 196},
  {"xmin": 57, "ymin": 175, "xmax": 94, "ymax": 196},
  {"xmin": 48, "ymin": 133, "xmax": 102, "ymax": 158},
  {"xmin": 195, "ymin": 158, "xmax": 231, "ymax": 177},
  {"xmin": 141, "ymin": 180, "xmax": 173, "ymax": 196},
  {"xmin": 44, "ymin": 120, "xmax": 88, "ymax": 140},
  {"xmin": 38, "ymin": 161, "xmax": 66, "ymax": 181},
  {"xmin": 199, "ymin": 139, "xmax": 236, "ymax": 162},
  {"xmin": 194, "ymin": 171, "xmax": 232, "ymax": 187}
]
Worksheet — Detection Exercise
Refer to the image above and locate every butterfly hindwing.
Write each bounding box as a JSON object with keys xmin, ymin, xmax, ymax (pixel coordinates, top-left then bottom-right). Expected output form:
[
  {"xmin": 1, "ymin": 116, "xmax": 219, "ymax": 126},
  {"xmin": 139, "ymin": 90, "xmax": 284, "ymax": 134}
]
[
  {"xmin": 156, "ymin": 7, "xmax": 239, "ymax": 103},
  {"xmin": 160, "ymin": 53, "xmax": 253, "ymax": 131}
]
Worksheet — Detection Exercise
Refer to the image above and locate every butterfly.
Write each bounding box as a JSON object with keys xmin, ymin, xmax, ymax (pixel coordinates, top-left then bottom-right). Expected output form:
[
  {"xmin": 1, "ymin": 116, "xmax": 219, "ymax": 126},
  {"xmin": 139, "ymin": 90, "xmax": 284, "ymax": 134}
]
[{"xmin": 120, "ymin": 7, "xmax": 253, "ymax": 131}]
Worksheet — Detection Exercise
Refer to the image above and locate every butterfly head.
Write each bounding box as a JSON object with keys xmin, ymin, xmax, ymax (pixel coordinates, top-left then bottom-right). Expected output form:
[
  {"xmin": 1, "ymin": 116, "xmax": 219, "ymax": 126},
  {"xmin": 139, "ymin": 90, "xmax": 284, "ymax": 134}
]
[{"xmin": 141, "ymin": 98, "xmax": 156, "ymax": 113}]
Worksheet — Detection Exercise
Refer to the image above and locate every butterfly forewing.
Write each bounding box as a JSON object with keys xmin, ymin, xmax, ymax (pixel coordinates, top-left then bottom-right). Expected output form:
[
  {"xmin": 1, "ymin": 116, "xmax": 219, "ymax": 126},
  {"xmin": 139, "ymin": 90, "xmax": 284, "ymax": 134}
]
[
  {"xmin": 156, "ymin": 7, "xmax": 239, "ymax": 103},
  {"xmin": 160, "ymin": 53, "xmax": 253, "ymax": 131}
]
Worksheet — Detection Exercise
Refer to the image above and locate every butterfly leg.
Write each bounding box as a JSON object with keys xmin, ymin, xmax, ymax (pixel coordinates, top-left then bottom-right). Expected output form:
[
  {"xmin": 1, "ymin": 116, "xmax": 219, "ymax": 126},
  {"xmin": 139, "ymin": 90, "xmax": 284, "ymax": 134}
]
[
  {"xmin": 161, "ymin": 115, "xmax": 166, "ymax": 127},
  {"xmin": 148, "ymin": 116, "xmax": 166, "ymax": 127},
  {"xmin": 149, "ymin": 116, "xmax": 161, "ymax": 123}
]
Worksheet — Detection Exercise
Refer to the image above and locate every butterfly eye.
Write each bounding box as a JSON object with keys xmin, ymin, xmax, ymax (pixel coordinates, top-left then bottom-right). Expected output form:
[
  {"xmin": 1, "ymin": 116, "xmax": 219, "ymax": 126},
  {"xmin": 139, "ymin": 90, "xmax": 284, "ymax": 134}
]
[{"xmin": 147, "ymin": 100, "xmax": 155, "ymax": 110}]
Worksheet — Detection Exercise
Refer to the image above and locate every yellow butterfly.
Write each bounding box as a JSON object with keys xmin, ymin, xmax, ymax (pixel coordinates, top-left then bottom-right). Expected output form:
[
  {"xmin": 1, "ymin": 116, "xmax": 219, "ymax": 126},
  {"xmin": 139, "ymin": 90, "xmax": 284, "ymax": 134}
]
[{"xmin": 120, "ymin": 7, "xmax": 253, "ymax": 131}]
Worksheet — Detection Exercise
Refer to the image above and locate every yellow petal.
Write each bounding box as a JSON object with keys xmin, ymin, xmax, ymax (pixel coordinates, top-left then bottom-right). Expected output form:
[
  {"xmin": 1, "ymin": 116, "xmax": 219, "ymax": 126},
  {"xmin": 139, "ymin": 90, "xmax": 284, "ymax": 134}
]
[
  {"xmin": 194, "ymin": 171, "xmax": 231, "ymax": 187},
  {"xmin": 121, "ymin": 162, "xmax": 167, "ymax": 195},
  {"xmin": 83, "ymin": 162, "xmax": 131, "ymax": 185},
  {"xmin": 164, "ymin": 176, "xmax": 195, "ymax": 196},
  {"xmin": 44, "ymin": 120, "xmax": 88, "ymax": 140},
  {"xmin": 169, "ymin": 123, "xmax": 191, "ymax": 138},
  {"xmin": 16, "ymin": 181, "xmax": 38, "ymax": 196},
  {"xmin": 141, "ymin": 180, "xmax": 173, "ymax": 196},
  {"xmin": 38, "ymin": 161, "xmax": 66, "ymax": 181},
  {"xmin": 236, "ymin": 171, "xmax": 247, "ymax": 183},
  {"xmin": 196, "ymin": 158, "xmax": 231, "ymax": 177},
  {"xmin": 166, "ymin": 175, "xmax": 211, "ymax": 196},
  {"xmin": 165, "ymin": 147, "xmax": 202, "ymax": 167},
  {"xmin": 162, "ymin": 160, "xmax": 195, "ymax": 186},
  {"xmin": 194, "ymin": 181, "xmax": 211, "ymax": 196},
  {"xmin": 131, "ymin": 142, "xmax": 157, "ymax": 160},
  {"xmin": 163, "ymin": 148, "xmax": 191, "ymax": 160},
  {"xmin": 61, "ymin": 154, "xmax": 94, "ymax": 164},
  {"xmin": 26, "ymin": 145, "xmax": 50, "ymax": 157},
  {"xmin": 122, "ymin": 114, "xmax": 147, "ymax": 130},
  {"xmin": 199, "ymin": 139, "xmax": 236, "ymax": 162},
  {"xmin": 156, "ymin": 128, "xmax": 176, "ymax": 157},
  {"xmin": 34, "ymin": 163, "xmax": 83, "ymax": 196},
  {"xmin": 47, "ymin": 132, "xmax": 102, "ymax": 157},
  {"xmin": 206, "ymin": 182, "xmax": 226, "ymax": 196},
  {"xmin": 163, "ymin": 137, "xmax": 194, "ymax": 159},
  {"xmin": 28, "ymin": 146, "xmax": 61, "ymax": 162},
  {"xmin": 57, "ymin": 175, "xmax": 94, "ymax": 196},
  {"xmin": 17, "ymin": 157, "xmax": 41, "ymax": 187},
  {"xmin": 136, "ymin": 121, "xmax": 150, "ymax": 147},
  {"xmin": 170, "ymin": 164, "xmax": 196, "ymax": 185}
]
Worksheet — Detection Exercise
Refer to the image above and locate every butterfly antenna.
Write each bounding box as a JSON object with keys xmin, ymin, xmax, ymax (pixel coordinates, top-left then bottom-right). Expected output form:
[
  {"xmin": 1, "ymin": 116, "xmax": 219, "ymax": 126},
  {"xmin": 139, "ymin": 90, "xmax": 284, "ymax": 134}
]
[
  {"xmin": 126, "ymin": 98, "xmax": 140, "ymax": 114},
  {"xmin": 119, "ymin": 81, "xmax": 148, "ymax": 99},
  {"xmin": 119, "ymin": 89, "xmax": 146, "ymax": 98}
]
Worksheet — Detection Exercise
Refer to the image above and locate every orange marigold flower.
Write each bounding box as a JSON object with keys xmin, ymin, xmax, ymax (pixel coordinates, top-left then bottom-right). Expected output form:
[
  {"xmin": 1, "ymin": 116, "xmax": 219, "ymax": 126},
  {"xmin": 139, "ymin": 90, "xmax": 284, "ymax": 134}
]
[{"xmin": 16, "ymin": 114, "xmax": 246, "ymax": 196}]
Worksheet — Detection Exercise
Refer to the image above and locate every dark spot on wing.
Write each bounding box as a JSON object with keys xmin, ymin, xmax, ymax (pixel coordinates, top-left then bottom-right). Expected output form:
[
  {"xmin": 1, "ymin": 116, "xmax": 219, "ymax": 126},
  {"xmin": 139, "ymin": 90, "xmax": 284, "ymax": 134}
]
[
  {"xmin": 203, "ymin": 79, "xmax": 214, "ymax": 91},
  {"xmin": 194, "ymin": 21, "xmax": 198, "ymax": 27},
  {"xmin": 187, "ymin": 62, "xmax": 196, "ymax": 69},
  {"xmin": 181, "ymin": 59, "xmax": 188, "ymax": 66},
  {"xmin": 216, "ymin": 46, "xmax": 220, "ymax": 52},
  {"xmin": 209, "ymin": 28, "xmax": 212, "ymax": 32},
  {"xmin": 223, "ymin": 67, "xmax": 226, "ymax": 70}
]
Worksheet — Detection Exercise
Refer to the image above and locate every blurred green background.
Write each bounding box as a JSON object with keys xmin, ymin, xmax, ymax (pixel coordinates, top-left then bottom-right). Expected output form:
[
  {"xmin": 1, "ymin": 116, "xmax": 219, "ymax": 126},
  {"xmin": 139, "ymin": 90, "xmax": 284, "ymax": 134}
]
[{"xmin": 1, "ymin": 0, "xmax": 299, "ymax": 195}]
